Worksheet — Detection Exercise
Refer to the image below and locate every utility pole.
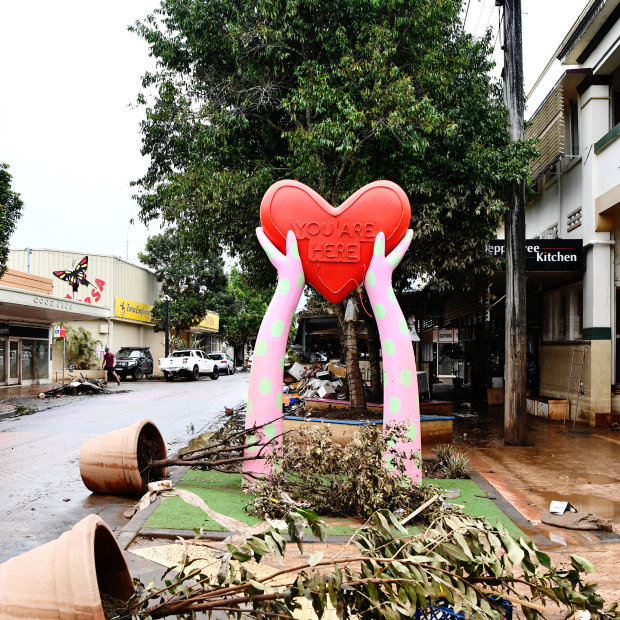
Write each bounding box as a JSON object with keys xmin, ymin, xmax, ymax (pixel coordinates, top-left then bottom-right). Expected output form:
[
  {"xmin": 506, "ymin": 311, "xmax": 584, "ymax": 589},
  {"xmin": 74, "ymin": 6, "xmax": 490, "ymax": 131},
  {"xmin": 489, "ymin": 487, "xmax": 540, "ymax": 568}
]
[{"xmin": 501, "ymin": 0, "xmax": 527, "ymax": 445}]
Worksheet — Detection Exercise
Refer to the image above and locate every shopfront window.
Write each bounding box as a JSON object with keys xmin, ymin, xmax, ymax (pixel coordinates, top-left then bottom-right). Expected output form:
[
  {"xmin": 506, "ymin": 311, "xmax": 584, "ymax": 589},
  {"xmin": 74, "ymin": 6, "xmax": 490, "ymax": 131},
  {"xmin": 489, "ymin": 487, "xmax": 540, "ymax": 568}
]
[
  {"xmin": 544, "ymin": 286, "xmax": 582, "ymax": 341},
  {"xmin": 0, "ymin": 339, "xmax": 5, "ymax": 383},
  {"xmin": 20, "ymin": 339, "xmax": 49, "ymax": 381}
]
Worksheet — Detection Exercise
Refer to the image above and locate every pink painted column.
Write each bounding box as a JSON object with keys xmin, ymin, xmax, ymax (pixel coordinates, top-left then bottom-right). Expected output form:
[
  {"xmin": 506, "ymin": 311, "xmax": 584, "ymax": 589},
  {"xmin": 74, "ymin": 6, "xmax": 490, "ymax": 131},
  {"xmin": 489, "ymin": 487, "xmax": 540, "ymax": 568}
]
[
  {"xmin": 364, "ymin": 230, "xmax": 421, "ymax": 483},
  {"xmin": 243, "ymin": 228, "xmax": 305, "ymax": 476}
]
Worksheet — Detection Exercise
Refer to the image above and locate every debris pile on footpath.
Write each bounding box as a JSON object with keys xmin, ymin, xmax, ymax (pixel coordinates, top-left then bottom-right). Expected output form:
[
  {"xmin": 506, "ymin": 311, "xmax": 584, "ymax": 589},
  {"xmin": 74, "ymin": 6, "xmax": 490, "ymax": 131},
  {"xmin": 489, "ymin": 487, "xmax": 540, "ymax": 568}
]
[
  {"xmin": 282, "ymin": 361, "xmax": 351, "ymax": 416},
  {"xmin": 41, "ymin": 376, "xmax": 110, "ymax": 398}
]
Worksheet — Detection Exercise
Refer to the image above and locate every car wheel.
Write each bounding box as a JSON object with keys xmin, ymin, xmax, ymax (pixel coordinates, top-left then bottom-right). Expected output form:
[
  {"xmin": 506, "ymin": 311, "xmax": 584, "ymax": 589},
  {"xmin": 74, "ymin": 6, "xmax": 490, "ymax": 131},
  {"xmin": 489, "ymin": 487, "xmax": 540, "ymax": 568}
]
[
  {"xmin": 211, "ymin": 366, "xmax": 219, "ymax": 380},
  {"xmin": 164, "ymin": 371, "xmax": 173, "ymax": 382},
  {"xmin": 191, "ymin": 365, "xmax": 200, "ymax": 381},
  {"xmin": 133, "ymin": 367, "xmax": 144, "ymax": 381},
  {"xmin": 232, "ymin": 365, "xmax": 236, "ymax": 374}
]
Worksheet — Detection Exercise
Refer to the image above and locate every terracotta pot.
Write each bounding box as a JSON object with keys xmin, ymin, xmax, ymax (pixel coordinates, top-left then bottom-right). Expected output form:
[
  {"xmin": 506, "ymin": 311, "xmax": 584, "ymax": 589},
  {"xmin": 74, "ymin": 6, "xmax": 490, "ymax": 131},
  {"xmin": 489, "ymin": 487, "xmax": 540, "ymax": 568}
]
[
  {"xmin": 0, "ymin": 514, "xmax": 134, "ymax": 619},
  {"xmin": 80, "ymin": 418, "xmax": 167, "ymax": 496}
]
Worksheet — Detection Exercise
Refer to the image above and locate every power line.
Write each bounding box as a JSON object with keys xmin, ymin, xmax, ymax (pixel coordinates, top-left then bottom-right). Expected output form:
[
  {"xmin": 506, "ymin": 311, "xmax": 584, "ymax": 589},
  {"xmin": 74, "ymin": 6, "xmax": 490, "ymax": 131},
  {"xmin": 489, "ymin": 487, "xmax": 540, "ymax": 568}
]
[
  {"xmin": 473, "ymin": 0, "xmax": 490, "ymax": 35},
  {"xmin": 463, "ymin": 0, "xmax": 472, "ymax": 27}
]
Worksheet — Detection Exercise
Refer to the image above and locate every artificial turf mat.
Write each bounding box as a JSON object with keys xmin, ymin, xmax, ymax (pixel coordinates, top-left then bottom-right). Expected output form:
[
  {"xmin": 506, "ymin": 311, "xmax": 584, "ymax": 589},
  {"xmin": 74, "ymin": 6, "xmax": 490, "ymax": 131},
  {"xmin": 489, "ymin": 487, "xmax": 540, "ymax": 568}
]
[{"xmin": 144, "ymin": 470, "xmax": 523, "ymax": 538}]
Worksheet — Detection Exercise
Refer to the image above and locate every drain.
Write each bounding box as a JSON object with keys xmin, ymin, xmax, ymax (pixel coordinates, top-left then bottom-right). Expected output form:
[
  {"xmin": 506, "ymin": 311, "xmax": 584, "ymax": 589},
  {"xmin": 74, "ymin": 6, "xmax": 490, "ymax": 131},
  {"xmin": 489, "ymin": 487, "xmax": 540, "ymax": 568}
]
[{"xmin": 594, "ymin": 531, "xmax": 620, "ymax": 542}]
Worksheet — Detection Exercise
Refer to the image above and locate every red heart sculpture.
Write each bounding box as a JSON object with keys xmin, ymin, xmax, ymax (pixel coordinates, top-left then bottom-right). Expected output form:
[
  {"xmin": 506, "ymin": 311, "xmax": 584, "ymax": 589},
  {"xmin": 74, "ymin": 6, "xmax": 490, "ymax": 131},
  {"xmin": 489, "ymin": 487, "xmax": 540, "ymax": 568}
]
[{"xmin": 260, "ymin": 180, "xmax": 411, "ymax": 303}]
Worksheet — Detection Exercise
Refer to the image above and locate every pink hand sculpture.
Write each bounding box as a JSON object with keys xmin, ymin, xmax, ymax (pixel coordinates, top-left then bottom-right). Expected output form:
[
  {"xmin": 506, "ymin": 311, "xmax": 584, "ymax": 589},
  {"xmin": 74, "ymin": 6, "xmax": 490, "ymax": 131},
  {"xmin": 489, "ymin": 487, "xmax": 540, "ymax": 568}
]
[
  {"xmin": 364, "ymin": 230, "xmax": 421, "ymax": 483},
  {"xmin": 243, "ymin": 228, "xmax": 305, "ymax": 477}
]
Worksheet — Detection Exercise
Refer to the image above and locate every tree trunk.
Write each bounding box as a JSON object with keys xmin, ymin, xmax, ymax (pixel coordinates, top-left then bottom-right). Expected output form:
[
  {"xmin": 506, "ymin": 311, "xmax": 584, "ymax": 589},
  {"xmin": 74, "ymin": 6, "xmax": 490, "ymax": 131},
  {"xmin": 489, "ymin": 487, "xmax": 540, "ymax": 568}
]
[
  {"xmin": 503, "ymin": 0, "xmax": 527, "ymax": 445},
  {"xmin": 333, "ymin": 299, "xmax": 366, "ymax": 413},
  {"xmin": 366, "ymin": 318, "xmax": 382, "ymax": 403}
]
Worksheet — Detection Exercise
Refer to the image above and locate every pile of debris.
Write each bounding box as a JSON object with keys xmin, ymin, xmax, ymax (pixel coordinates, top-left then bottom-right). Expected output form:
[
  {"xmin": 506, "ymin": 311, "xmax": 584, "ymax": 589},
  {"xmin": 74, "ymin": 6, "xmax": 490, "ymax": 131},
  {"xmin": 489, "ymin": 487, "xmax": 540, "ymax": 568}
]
[
  {"xmin": 42, "ymin": 376, "xmax": 110, "ymax": 398},
  {"xmin": 283, "ymin": 361, "xmax": 347, "ymax": 413}
]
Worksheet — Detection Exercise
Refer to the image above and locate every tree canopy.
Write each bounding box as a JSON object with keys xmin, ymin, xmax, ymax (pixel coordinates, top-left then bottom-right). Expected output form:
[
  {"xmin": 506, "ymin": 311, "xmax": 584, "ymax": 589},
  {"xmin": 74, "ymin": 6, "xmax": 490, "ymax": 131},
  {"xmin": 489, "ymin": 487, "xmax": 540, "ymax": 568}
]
[
  {"xmin": 0, "ymin": 163, "xmax": 24, "ymax": 279},
  {"xmin": 218, "ymin": 266, "xmax": 272, "ymax": 352},
  {"xmin": 138, "ymin": 228, "xmax": 231, "ymax": 332},
  {"xmin": 131, "ymin": 0, "xmax": 534, "ymax": 291}
]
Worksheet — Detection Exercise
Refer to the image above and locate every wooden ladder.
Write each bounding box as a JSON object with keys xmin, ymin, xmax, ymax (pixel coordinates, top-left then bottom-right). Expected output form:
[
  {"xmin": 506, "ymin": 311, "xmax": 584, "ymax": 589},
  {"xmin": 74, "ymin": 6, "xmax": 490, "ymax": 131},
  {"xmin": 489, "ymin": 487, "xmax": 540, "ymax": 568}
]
[{"xmin": 564, "ymin": 346, "xmax": 585, "ymax": 428}]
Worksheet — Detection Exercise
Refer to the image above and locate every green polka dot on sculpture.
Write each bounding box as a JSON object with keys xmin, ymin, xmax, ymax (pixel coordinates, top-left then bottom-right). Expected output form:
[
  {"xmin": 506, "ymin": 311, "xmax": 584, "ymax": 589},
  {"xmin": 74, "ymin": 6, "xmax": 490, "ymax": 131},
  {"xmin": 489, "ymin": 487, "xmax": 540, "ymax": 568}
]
[
  {"xmin": 291, "ymin": 241, "xmax": 300, "ymax": 258},
  {"xmin": 385, "ymin": 455, "xmax": 396, "ymax": 471},
  {"xmin": 387, "ymin": 439, "xmax": 396, "ymax": 448},
  {"xmin": 265, "ymin": 246, "xmax": 277, "ymax": 260},
  {"xmin": 383, "ymin": 339, "xmax": 395, "ymax": 356},
  {"xmin": 270, "ymin": 320, "xmax": 284, "ymax": 337},
  {"xmin": 405, "ymin": 424, "xmax": 418, "ymax": 441},
  {"xmin": 247, "ymin": 398, "xmax": 253, "ymax": 415},
  {"xmin": 383, "ymin": 370, "xmax": 388, "ymax": 385},
  {"xmin": 259, "ymin": 378, "xmax": 272, "ymax": 395},
  {"xmin": 263, "ymin": 422, "xmax": 277, "ymax": 439},
  {"xmin": 275, "ymin": 392, "xmax": 283, "ymax": 409},
  {"xmin": 400, "ymin": 369, "xmax": 412, "ymax": 386},
  {"xmin": 374, "ymin": 237, "xmax": 385, "ymax": 256},
  {"xmin": 366, "ymin": 270, "xmax": 376, "ymax": 287},
  {"xmin": 280, "ymin": 356, "xmax": 285, "ymax": 371},
  {"xmin": 388, "ymin": 252, "xmax": 402, "ymax": 268},
  {"xmin": 399, "ymin": 319, "xmax": 409, "ymax": 335},
  {"xmin": 297, "ymin": 273, "xmax": 304, "ymax": 288},
  {"xmin": 255, "ymin": 340, "xmax": 267, "ymax": 356},
  {"xmin": 388, "ymin": 289, "xmax": 396, "ymax": 303},
  {"xmin": 278, "ymin": 278, "xmax": 290, "ymax": 295},
  {"xmin": 389, "ymin": 397, "xmax": 401, "ymax": 414},
  {"xmin": 375, "ymin": 303, "xmax": 385, "ymax": 320},
  {"xmin": 247, "ymin": 434, "xmax": 259, "ymax": 453}
]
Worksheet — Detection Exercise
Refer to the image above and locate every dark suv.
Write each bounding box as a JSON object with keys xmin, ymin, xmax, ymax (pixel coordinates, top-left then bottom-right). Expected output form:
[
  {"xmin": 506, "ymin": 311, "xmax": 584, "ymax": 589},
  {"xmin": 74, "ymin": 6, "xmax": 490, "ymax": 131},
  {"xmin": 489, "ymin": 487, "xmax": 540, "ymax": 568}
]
[{"xmin": 115, "ymin": 347, "xmax": 154, "ymax": 381}]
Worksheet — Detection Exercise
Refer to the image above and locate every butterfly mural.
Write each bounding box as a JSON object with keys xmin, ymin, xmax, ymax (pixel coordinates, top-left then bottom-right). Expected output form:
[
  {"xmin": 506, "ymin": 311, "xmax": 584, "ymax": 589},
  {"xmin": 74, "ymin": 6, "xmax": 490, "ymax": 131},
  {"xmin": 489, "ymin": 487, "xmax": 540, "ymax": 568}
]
[{"xmin": 53, "ymin": 255, "xmax": 92, "ymax": 293}]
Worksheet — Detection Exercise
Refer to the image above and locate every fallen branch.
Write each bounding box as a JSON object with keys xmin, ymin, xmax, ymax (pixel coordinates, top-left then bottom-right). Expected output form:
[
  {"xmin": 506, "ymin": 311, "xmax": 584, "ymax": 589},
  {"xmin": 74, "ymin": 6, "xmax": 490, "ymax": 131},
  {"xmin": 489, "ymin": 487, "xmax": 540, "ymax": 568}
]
[{"xmin": 400, "ymin": 494, "xmax": 439, "ymax": 525}]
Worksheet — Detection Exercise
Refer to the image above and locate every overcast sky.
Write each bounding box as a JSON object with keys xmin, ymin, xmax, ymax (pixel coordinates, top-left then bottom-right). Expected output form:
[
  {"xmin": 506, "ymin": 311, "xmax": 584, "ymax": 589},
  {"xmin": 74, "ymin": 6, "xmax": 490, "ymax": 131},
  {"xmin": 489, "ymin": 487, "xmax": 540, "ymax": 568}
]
[{"xmin": 1, "ymin": 0, "xmax": 588, "ymax": 267}]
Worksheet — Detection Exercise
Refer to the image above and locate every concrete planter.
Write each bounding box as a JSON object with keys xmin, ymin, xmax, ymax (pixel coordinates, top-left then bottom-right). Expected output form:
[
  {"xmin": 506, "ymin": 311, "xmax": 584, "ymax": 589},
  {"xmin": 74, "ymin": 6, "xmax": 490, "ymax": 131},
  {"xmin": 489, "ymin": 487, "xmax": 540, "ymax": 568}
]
[
  {"xmin": 283, "ymin": 414, "xmax": 454, "ymax": 446},
  {"xmin": 80, "ymin": 418, "xmax": 167, "ymax": 496},
  {"xmin": 0, "ymin": 514, "xmax": 134, "ymax": 619}
]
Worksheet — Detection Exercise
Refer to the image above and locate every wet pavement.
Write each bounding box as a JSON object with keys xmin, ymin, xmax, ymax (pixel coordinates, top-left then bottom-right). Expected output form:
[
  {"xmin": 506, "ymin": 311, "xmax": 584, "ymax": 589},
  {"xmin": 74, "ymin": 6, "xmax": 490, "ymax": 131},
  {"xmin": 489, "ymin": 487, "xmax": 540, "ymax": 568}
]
[
  {"xmin": 431, "ymin": 381, "xmax": 620, "ymax": 603},
  {"xmin": 0, "ymin": 373, "xmax": 249, "ymax": 563},
  {"xmin": 2, "ymin": 376, "xmax": 619, "ymax": 611}
]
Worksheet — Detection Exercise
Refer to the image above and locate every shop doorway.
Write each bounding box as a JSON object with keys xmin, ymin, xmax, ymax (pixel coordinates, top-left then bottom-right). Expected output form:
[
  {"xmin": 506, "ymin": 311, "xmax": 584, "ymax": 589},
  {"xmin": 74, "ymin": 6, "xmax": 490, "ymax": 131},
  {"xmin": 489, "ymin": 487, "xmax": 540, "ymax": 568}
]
[{"xmin": 8, "ymin": 340, "xmax": 20, "ymax": 385}]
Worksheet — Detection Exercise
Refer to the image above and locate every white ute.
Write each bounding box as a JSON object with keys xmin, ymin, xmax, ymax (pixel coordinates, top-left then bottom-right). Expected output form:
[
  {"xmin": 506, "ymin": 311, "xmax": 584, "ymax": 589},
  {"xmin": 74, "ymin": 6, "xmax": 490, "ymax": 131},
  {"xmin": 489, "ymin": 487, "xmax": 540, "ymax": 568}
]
[{"xmin": 158, "ymin": 349, "xmax": 220, "ymax": 382}]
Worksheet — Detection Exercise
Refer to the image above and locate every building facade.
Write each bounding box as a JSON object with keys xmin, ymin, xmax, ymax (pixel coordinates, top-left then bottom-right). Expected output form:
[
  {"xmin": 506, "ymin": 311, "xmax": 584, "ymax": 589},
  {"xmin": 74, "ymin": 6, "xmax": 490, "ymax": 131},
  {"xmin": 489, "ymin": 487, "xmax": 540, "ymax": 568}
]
[
  {"xmin": 0, "ymin": 268, "xmax": 110, "ymax": 394},
  {"xmin": 512, "ymin": 0, "xmax": 620, "ymax": 423},
  {"xmin": 6, "ymin": 249, "xmax": 221, "ymax": 380}
]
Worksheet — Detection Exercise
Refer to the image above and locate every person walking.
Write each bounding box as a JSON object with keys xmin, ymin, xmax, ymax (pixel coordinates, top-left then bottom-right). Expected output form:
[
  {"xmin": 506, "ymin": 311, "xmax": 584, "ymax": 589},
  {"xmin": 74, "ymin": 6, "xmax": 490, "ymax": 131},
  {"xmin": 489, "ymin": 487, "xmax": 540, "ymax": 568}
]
[{"xmin": 102, "ymin": 346, "xmax": 121, "ymax": 385}]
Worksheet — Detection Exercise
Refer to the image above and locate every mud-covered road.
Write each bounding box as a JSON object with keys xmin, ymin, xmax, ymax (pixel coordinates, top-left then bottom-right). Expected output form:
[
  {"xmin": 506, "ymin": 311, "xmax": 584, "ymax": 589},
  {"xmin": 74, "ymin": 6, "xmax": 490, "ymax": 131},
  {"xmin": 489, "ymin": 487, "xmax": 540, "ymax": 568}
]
[{"xmin": 0, "ymin": 372, "xmax": 249, "ymax": 562}]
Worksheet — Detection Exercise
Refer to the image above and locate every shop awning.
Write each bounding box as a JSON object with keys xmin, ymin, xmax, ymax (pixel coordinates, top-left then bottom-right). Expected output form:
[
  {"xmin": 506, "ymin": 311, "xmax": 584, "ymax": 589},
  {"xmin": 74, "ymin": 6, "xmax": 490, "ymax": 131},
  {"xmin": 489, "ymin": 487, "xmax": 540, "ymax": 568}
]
[{"xmin": 0, "ymin": 286, "xmax": 110, "ymax": 324}]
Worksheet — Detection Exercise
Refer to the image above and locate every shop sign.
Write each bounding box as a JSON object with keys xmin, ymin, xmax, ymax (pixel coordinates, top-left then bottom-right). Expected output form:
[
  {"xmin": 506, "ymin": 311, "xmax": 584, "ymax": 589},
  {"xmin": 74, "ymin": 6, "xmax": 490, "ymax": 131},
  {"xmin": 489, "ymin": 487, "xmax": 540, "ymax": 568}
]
[
  {"xmin": 433, "ymin": 328, "xmax": 458, "ymax": 343},
  {"xmin": 115, "ymin": 297, "xmax": 153, "ymax": 323},
  {"xmin": 488, "ymin": 239, "xmax": 583, "ymax": 271},
  {"xmin": 197, "ymin": 312, "xmax": 219, "ymax": 331},
  {"xmin": 0, "ymin": 323, "xmax": 48, "ymax": 339}
]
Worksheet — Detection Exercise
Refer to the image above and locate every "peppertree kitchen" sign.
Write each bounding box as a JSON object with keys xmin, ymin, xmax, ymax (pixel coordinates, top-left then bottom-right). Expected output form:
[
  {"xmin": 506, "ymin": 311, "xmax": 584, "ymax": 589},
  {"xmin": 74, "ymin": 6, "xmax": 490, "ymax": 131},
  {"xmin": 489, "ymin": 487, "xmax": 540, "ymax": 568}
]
[{"xmin": 487, "ymin": 239, "xmax": 583, "ymax": 271}]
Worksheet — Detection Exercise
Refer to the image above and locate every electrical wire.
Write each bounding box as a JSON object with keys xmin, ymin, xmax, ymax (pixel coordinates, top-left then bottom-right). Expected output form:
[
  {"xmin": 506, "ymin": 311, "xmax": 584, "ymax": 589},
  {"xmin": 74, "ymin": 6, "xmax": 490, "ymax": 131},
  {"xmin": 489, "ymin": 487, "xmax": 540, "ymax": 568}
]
[
  {"xmin": 473, "ymin": 0, "xmax": 490, "ymax": 36},
  {"xmin": 463, "ymin": 0, "xmax": 472, "ymax": 28}
]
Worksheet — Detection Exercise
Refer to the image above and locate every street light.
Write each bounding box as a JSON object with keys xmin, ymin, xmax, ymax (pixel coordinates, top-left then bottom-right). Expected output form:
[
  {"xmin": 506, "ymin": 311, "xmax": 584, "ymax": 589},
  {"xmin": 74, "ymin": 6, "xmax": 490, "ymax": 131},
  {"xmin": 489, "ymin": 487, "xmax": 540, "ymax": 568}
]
[{"xmin": 164, "ymin": 295, "xmax": 170, "ymax": 357}]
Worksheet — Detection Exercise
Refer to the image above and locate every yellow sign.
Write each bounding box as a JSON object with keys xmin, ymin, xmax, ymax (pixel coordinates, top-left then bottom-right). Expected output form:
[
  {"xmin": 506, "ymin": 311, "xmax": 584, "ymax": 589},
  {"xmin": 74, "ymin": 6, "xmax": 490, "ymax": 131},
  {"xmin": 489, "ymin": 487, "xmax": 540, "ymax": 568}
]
[
  {"xmin": 115, "ymin": 297, "xmax": 153, "ymax": 323},
  {"xmin": 198, "ymin": 312, "xmax": 219, "ymax": 331}
]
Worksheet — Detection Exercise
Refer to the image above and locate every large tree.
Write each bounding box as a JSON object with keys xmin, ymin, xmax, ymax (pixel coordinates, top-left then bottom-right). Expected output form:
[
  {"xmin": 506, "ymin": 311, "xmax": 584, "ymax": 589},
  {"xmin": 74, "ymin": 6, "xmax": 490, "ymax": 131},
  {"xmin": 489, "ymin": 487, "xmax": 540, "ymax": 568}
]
[
  {"xmin": 131, "ymin": 0, "xmax": 534, "ymax": 406},
  {"xmin": 219, "ymin": 266, "xmax": 271, "ymax": 361},
  {"xmin": 138, "ymin": 228, "xmax": 232, "ymax": 332},
  {"xmin": 0, "ymin": 163, "xmax": 24, "ymax": 278}
]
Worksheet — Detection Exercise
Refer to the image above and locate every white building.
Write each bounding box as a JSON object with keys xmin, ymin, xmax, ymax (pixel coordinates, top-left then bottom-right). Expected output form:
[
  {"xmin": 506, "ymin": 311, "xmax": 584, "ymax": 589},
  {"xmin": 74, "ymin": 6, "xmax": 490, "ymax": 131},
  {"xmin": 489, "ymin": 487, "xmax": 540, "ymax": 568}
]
[
  {"xmin": 1, "ymin": 249, "xmax": 221, "ymax": 392},
  {"xmin": 523, "ymin": 0, "xmax": 620, "ymax": 424}
]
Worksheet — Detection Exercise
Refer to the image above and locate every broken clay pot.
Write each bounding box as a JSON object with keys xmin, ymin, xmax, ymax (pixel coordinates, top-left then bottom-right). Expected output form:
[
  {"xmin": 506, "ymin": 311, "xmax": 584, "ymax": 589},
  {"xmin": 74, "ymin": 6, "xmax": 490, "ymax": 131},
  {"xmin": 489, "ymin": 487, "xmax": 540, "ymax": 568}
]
[
  {"xmin": 0, "ymin": 514, "xmax": 134, "ymax": 619},
  {"xmin": 79, "ymin": 418, "xmax": 167, "ymax": 496}
]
